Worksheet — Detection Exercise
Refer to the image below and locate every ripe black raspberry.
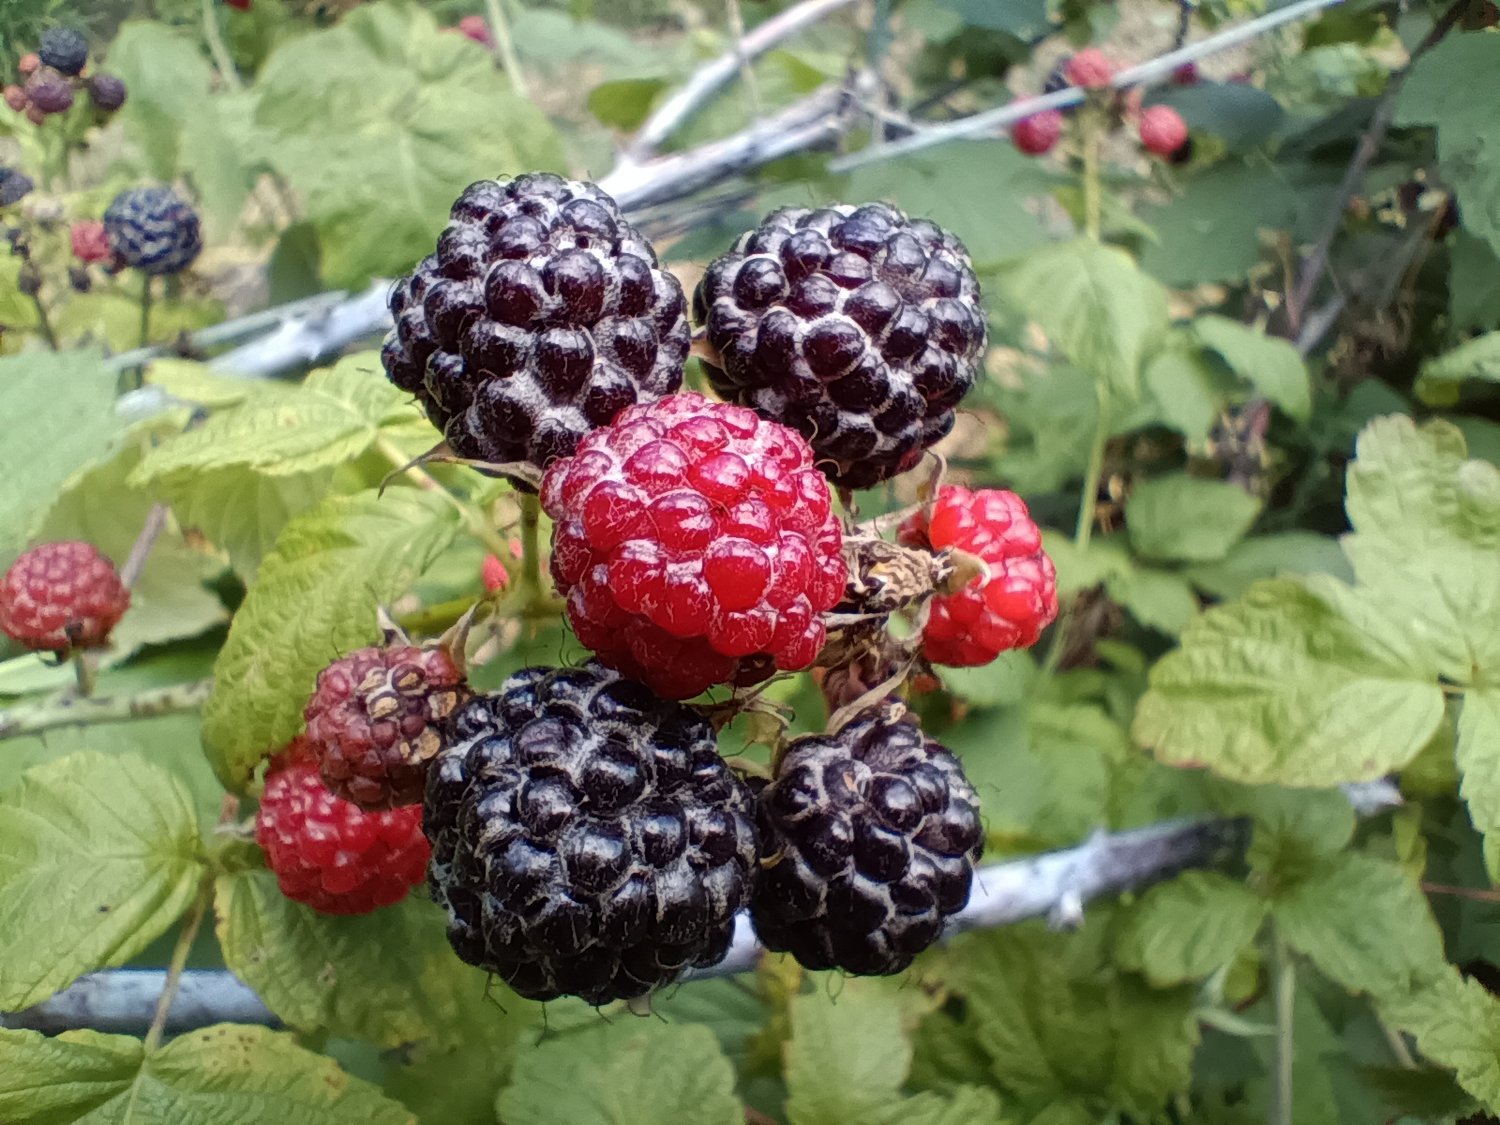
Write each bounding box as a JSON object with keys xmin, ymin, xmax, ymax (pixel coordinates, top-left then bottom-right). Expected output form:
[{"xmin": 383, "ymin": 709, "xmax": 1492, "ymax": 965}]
[
  {"xmin": 38, "ymin": 27, "xmax": 88, "ymax": 77},
  {"xmin": 694, "ymin": 204, "xmax": 986, "ymax": 491},
  {"xmin": 86, "ymin": 73, "xmax": 127, "ymax": 113},
  {"xmin": 425, "ymin": 662, "xmax": 759, "ymax": 1004},
  {"xmin": 303, "ymin": 642, "xmax": 469, "ymax": 810},
  {"xmin": 0, "ymin": 541, "xmax": 130, "ymax": 654},
  {"xmin": 381, "ymin": 173, "xmax": 690, "ymax": 484},
  {"xmin": 103, "ymin": 186, "xmax": 202, "ymax": 276},
  {"xmin": 751, "ymin": 705, "xmax": 983, "ymax": 975}
]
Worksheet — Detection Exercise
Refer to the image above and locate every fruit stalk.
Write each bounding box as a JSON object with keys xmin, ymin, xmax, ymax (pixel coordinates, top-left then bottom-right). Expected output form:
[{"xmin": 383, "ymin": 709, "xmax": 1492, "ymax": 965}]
[{"xmin": 0, "ymin": 680, "xmax": 214, "ymax": 741}]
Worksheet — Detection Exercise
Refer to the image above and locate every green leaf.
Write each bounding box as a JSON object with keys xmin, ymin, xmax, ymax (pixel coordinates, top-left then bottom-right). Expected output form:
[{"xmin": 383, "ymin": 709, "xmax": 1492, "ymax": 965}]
[
  {"xmin": 587, "ymin": 77, "xmax": 667, "ymax": 129},
  {"xmin": 1105, "ymin": 567, "xmax": 1200, "ymax": 634},
  {"xmin": 134, "ymin": 354, "xmax": 414, "ymax": 480},
  {"xmin": 36, "ymin": 439, "xmax": 227, "ymax": 655},
  {"xmin": 1191, "ymin": 315, "xmax": 1312, "ymax": 422},
  {"xmin": 1383, "ymin": 974, "xmax": 1500, "ymax": 1113},
  {"xmin": 937, "ymin": 650, "xmax": 1035, "ymax": 709},
  {"xmin": 994, "ymin": 239, "xmax": 1168, "ymax": 399},
  {"xmin": 495, "ymin": 1020, "xmax": 740, "ymax": 1125},
  {"xmin": 1126, "ymin": 474, "xmax": 1262, "ymax": 563},
  {"xmin": 0, "ymin": 752, "xmax": 204, "ymax": 1009},
  {"xmin": 936, "ymin": 0, "xmax": 1050, "ymax": 36},
  {"xmin": 154, "ymin": 465, "xmax": 333, "ymax": 580},
  {"xmin": 1342, "ymin": 415, "xmax": 1500, "ymax": 683},
  {"xmin": 1115, "ymin": 871, "xmax": 1266, "ymax": 986},
  {"xmin": 1417, "ymin": 331, "xmax": 1500, "ymax": 406},
  {"xmin": 0, "ymin": 1024, "xmax": 416, "ymax": 1123},
  {"xmin": 1457, "ymin": 689, "xmax": 1500, "ymax": 880},
  {"xmin": 201, "ymin": 488, "xmax": 459, "ymax": 790},
  {"xmin": 785, "ymin": 983, "xmax": 910, "ymax": 1125},
  {"xmin": 1140, "ymin": 341, "xmax": 1229, "ymax": 442},
  {"xmin": 1133, "ymin": 578, "xmax": 1444, "ymax": 785},
  {"xmin": 873, "ymin": 1087, "xmax": 1011, "ymax": 1125},
  {"xmin": 215, "ymin": 867, "xmax": 513, "ymax": 1049},
  {"xmin": 1396, "ymin": 35, "xmax": 1500, "ymax": 259},
  {"xmin": 1184, "ymin": 532, "xmax": 1351, "ymax": 601},
  {"xmin": 0, "ymin": 350, "xmax": 121, "ymax": 568},
  {"xmin": 105, "ymin": 20, "xmax": 214, "ymax": 177},
  {"xmin": 253, "ymin": 3, "xmax": 564, "ymax": 286}
]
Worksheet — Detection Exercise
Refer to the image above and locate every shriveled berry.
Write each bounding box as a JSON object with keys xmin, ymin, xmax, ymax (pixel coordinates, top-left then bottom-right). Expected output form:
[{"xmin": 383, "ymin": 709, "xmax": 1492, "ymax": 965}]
[
  {"xmin": 1140, "ymin": 105, "xmax": 1190, "ymax": 158},
  {"xmin": 256, "ymin": 746, "xmax": 430, "ymax": 915},
  {"xmin": 1064, "ymin": 47, "xmax": 1114, "ymax": 88},
  {"xmin": 0, "ymin": 541, "xmax": 130, "ymax": 654},
  {"xmin": 900, "ymin": 485, "xmax": 1058, "ymax": 666},
  {"xmin": 695, "ymin": 204, "xmax": 986, "ymax": 490},
  {"xmin": 751, "ymin": 705, "xmax": 983, "ymax": 975},
  {"xmin": 542, "ymin": 392, "xmax": 847, "ymax": 699},
  {"xmin": 303, "ymin": 643, "xmax": 470, "ymax": 810},
  {"xmin": 425, "ymin": 662, "xmax": 759, "ymax": 1003},
  {"xmin": 1013, "ymin": 109, "xmax": 1063, "ymax": 155}
]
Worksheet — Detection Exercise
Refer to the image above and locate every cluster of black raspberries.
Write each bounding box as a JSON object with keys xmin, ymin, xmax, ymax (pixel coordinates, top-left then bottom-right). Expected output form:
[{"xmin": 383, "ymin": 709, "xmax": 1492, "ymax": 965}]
[
  {"xmin": 262, "ymin": 171, "xmax": 1052, "ymax": 1005},
  {"xmin": 4, "ymin": 28, "xmax": 127, "ymax": 126}
]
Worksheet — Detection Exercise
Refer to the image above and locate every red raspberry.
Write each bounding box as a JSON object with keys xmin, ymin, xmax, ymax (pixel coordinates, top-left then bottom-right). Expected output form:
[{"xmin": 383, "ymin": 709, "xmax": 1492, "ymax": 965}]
[
  {"xmin": 255, "ymin": 746, "xmax": 430, "ymax": 915},
  {"xmin": 3, "ymin": 85, "xmax": 27, "ymax": 112},
  {"xmin": 899, "ymin": 486, "xmax": 1057, "ymax": 667},
  {"xmin": 70, "ymin": 219, "xmax": 111, "ymax": 264},
  {"xmin": 1172, "ymin": 62, "xmax": 1199, "ymax": 85},
  {"xmin": 482, "ymin": 553, "xmax": 510, "ymax": 592},
  {"xmin": 1140, "ymin": 105, "xmax": 1189, "ymax": 158},
  {"xmin": 17, "ymin": 54, "xmax": 39, "ymax": 78},
  {"xmin": 541, "ymin": 392, "xmax": 847, "ymax": 700},
  {"xmin": 1064, "ymin": 47, "xmax": 1115, "ymax": 88},
  {"xmin": 457, "ymin": 14, "xmax": 493, "ymax": 45},
  {"xmin": 0, "ymin": 541, "xmax": 130, "ymax": 654},
  {"xmin": 303, "ymin": 643, "xmax": 469, "ymax": 810},
  {"xmin": 1012, "ymin": 109, "xmax": 1063, "ymax": 155}
]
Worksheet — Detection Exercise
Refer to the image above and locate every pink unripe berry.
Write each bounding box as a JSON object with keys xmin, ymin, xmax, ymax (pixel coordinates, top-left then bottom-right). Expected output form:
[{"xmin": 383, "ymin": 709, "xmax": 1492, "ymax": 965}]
[
  {"xmin": 457, "ymin": 15, "xmax": 493, "ymax": 46},
  {"xmin": 1064, "ymin": 47, "xmax": 1114, "ymax": 89},
  {"xmin": 1012, "ymin": 109, "xmax": 1063, "ymax": 156},
  {"xmin": 1139, "ymin": 105, "xmax": 1189, "ymax": 157}
]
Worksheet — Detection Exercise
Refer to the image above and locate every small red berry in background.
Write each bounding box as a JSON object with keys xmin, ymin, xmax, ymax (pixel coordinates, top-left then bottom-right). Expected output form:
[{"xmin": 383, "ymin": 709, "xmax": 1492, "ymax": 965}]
[
  {"xmin": 0, "ymin": 541, "xmax": 131, "ymax": 654},
  {"xmin": 1013, "ymin": 109, "xmax": 1063, "ymax": 155},
  {"xmin": 482, "ymin": 553, "xmax": 510, "ymax": 592},
  {"xmin": 1064, "ymin": 47, "xmax": 1114, "ymax": 89},
  {"xmin": 1140, "ymin": 105, "xmax": 1190, "ymax": 158},
  {"xmin": 71, "ymin": 219, "xmax": 111, "ymax": 264},
  {"xmin": 303, "ymin": 642, "xmax": 469, "ymax": 810},
  {"xmin": 457, "ymin": 14, "xmax": 493, "ymax": 46},
  {"xmin": 3, "ymin": 85, "xmax": 26, "ymax": 112},
  {"xmin": 17, "ymin": 54, "xmax": 39, "ymax": 78},
  {"xmin": 255, "ymin": 745, "xmax": 430, "ymax": 915},
  {"xmin": 542, "ymin": 392, "xmax": 847, "ymax": 700},
  {"xmin": 1172, "ymin": 62, "xmax": 1200, "ymax": 85},
  {"xmin": 900, "ymin": 486, "xmax": 1058, "ymax": 667},
  {"xmin": 224, "ymin": 0, "xmax": 252, "ymax": 10}
]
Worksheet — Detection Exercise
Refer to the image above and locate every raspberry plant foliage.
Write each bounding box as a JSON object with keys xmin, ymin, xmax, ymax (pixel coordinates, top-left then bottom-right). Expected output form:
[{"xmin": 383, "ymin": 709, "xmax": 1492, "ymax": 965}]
[{"xmin": 6, "ymin": 2, "xmax": 1500, "ymax": 1123}]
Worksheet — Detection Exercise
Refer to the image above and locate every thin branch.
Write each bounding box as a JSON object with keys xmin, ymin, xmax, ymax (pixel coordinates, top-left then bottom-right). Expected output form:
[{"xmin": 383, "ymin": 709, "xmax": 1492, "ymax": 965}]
[
  {"xmin": 482, "ymin": 0, "xmax": 531, "ymax": 101},
  {"xmin": 120, "ymin": 503, "xmax": 170, "ymax": 590},
  {"xmin": 0, "ymin": 680, "xmax": 213, "ymax": 741},
  {"xmin": 830, "ymin": 0, "xmax": 1348, "ymax": 172},
  {"xmin": 623, "ymin": 0, "xmax": 858, "ymax": 161},
  {"xmin": 1270, "ymin": 926, "xmax": 1296, "ymax": 1125},
  {"xmin": 1286, "ymin": 0, "xmax": 1465, "ymax": 327}
]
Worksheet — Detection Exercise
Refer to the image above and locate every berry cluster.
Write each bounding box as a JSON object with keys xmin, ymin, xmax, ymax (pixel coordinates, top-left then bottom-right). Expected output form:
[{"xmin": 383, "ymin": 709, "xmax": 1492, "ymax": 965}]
[
  {"xmin": 1011, "ymin": 47, "xmax": 1190, "ymax": 162},
  {"xmin": 4, "ymin": 29, "xmax": 127, "ymax": 127}
]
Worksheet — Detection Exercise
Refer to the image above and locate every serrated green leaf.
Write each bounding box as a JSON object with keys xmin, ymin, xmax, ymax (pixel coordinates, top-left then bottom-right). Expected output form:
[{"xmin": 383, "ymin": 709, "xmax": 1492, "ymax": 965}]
[
  {"xmin": 0, "ymin": 1024, "xmax": 416, "ymax": 1124},
  {"xmin": 1134, "ymin": 578, "xmax": 1444, "ymax": 785},
  {"xmin": 495, "ymin": 1020, "xmax": 740, "ymax": 1125},
  {"xmin": 36, "ymin": 439, "xmax": 227, "ymax": 655},
  {"xmin": 0, "ymin": 350, "xmax": 121, "ymax": 568},
  {"xmin": 1457, "ymin": 689, "xmax": 1500, "ymax": 880},
  {"xmin": 135, "ymin": 354, "xmax": 414, "ymax": 481},
  {"xmin": 937, "ymin": 651, "xmax": 1035, "ymax": 709},
  {"xmin": 215, "ymin": 868, "xmax": 515, "ymax": 1049},
  {"xmin": 1040, "ymin": 532, "xmax": 1132, "ymax": 597},
  {"xmin": 873, "ymin": 1087, "xmax": 1012, "ymax": 1125},
  {"xmin": 1396, "ymin": 35, "xmax": 1500, "ymax": 260},
  {"xmin": 1105, "ymin": 567, "xmax": 1200, "ymax": 634},
  {"xmin": 0, "ymin": 752, "xmax": 204, "ymax": 1009},
  {"xmin": 785, "ymin": 983, "xmax": 910, "ymax": 1125},
  {"xmin": 1140, "ymin": 341, "xmax": 1228, "ymax": 442},
  {"xmin": 154, "ymin": 464, "xmax": 332, "ymax": 580},
  {"xmin": 1126, "ymin": 474, "xmax": 1262, "ymax": 563},
  {"xmin": 1417, "ymin": 332, "xmax": 1500, "ymax": 405},
  {"xmin": 146, "ymin": 358, "xmax": 259, "ymax": 408},
  {"xmin": 105, "ymin": 20, "xmax": 214, "ymax": 178},
  {"xmin": 202, "ymin": 487, "xmax": 459, "ymax": 789},
  {"xmin": 1342, "ymin": 415, "xmax": 1500, "ymax": 683},
  {"xmin": 1115, "ymin": 871, "xmax": 1266, "ymax": 986},
  {"xmin": 1383, "ymin": 974, "xmax": 1500, "ymax": 1113},
  {"xmin": 1192, "ymin": 315, "xmax": 1312, "ymax": 422},
  {"xmin": 252, "ymin": 3, "xmax": 564, "ymax": 286},
  {"xmin": 1184, "ymin": 532, "xmax": 1351, "ymax": 601},
  {"xmin": 994, "ymin": 239, "xmax": 1168, "ymax": 399},
  {"xmin": 587, "ymin": 77, "xmax": 667, "ymax": 129}
]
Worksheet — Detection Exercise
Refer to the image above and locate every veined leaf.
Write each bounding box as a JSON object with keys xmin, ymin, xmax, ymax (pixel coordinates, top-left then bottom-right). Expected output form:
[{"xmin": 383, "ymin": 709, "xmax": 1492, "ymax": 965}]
[
  {"xmin": 1192, "ymin": 315, "xmax": 1312, "ymax": 422},
  {"xmin": 1457, "ymin": 689, "xmax": 1500, "ymax": 880},
  {"xmin": 1115, "ymin": 871, "xmax": 1266, "ymax": 987},
  {"xmin": 1126, "ymin": 473, "xmax": 1262, "ymax": 563}
]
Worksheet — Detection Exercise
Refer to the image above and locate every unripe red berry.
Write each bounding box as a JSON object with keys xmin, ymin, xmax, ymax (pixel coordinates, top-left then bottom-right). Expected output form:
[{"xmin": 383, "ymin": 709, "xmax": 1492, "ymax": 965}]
[
  {"xmin": 1064, "ymin": 47, "xmax": 1114, "ymax": 88},
  {"xmin": 3, "ymin": 85, "xmax": 26, "ymax": 112},
  {"xmin": 0, "ymin": 541, "xmax": 131, "ymax": 654},
  {"xmin": 1140, "ymin": 105, "xmax": 1189, "ymax": 158},
  {"xmin": 457, "ymin": 14, "xmax": 493, "ymax": 45},
  {"xmin": 482, "ymin": 553, "xmax": 510, "ymax": 592},
  {"xmin": 1012, "ymin": 109, "xmax": 1063, "ymax": 155},
  {"xmin": 18, "ymin": 54, "xmax": 39, "ymax": 78},
  {"xmin": 71, "ymin": 219, "xmax": 111, "ymax": 263}
]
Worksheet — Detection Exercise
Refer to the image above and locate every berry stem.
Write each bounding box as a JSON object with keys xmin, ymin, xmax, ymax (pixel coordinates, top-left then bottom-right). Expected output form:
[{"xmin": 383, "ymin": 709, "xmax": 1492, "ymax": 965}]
[
  {"xmin": 374, "ymin": 435, "xmax": 517, "ymax": 562},
  {"xmin": 482, "ymin": 0, "xmax": 531, "ymax": 100},
  {"xmin": 518, "ymin": 491, "xmax": 543, "ymax": 600},
  {"xmin": 143, "ymin": 873, "xmax": 213, "ymax": 1054},
  {"xmin": 28, "ymin": 290, "xmax": 59, "ymax": 350},
  {"xmin": 200, "ymin": 0, "xmax": 243, "ymax": 92},
  {"xmin": 0, "ymin": 679, "xmax": 214, "ymax": 741},
  {"xmin": 1081, "ymin": 106, "xmax": 1103, "ymax": 242},
  {"xmin": 71, "ymin": 652, "xmax": 96, "ymax": 698},
  {"xmin": 1269, "ymin": 925, "xmax": 1296, "ymax": 1125},
  {"xmin": 138, "ymin": 274, "xmax": 154, "ymax": 351},
  {"xmin": 1040, "ymin": 385, "xmax": 1111, "ymax": 677}
]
